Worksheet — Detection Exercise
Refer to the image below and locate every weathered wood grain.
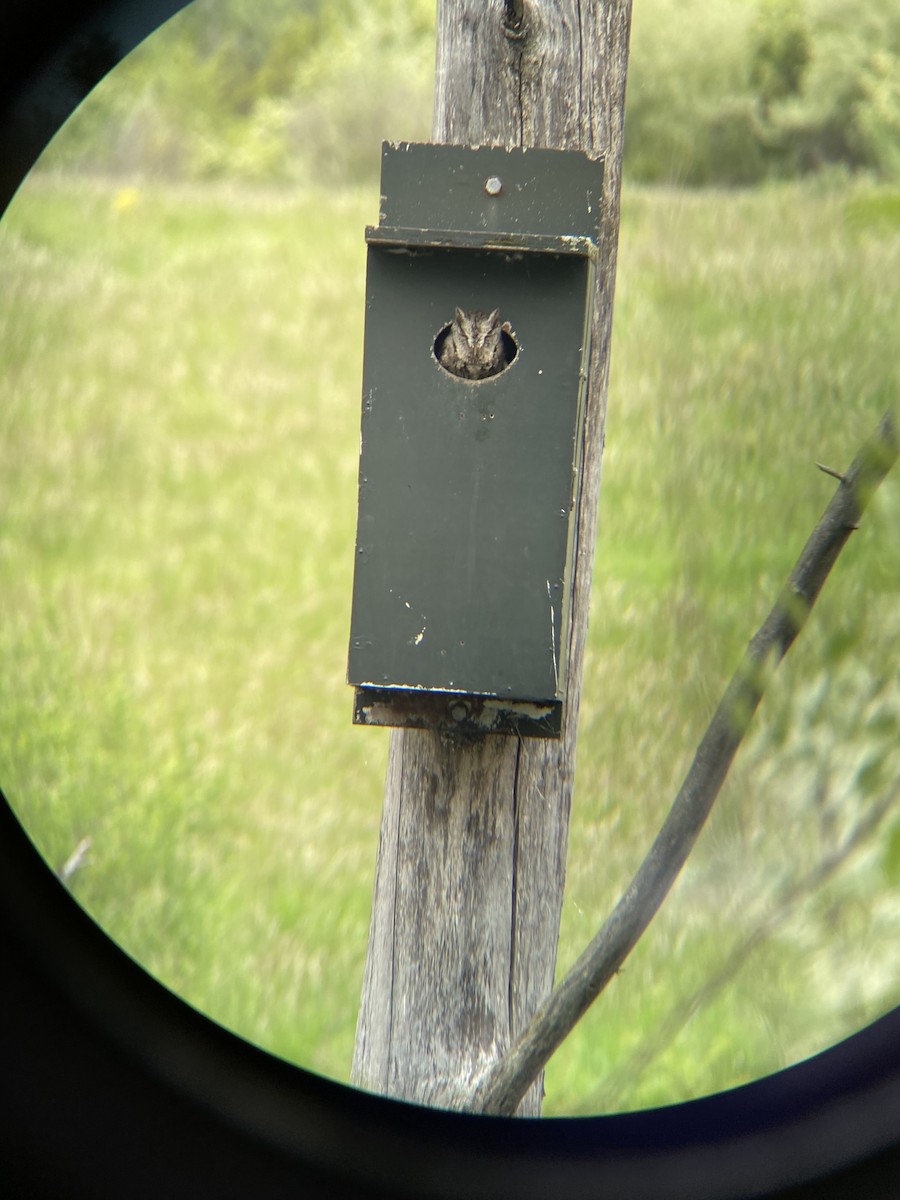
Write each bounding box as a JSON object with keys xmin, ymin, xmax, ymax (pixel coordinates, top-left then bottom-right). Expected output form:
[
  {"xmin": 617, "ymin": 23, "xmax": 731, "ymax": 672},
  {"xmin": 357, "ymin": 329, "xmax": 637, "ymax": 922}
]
[{"xmin": 351, "ymin": 0, "xmax": 633, "ymax": 1115}]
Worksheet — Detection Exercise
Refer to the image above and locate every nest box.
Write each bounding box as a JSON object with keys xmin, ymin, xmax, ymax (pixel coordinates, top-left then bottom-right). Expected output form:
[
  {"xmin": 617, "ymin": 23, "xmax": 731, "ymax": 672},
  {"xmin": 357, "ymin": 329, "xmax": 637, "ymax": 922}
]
[{"xmin": 348, "ymin": 141, "xmax": 604, "ymax": 738}]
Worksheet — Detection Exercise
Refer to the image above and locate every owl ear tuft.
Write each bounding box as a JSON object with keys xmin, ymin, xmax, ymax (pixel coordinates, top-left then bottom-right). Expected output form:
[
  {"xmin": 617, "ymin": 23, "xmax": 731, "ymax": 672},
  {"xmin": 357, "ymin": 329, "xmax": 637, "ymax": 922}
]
[
  {"xmin": 454, "ymin": 306, "xmax": 466, "ymax": 322},
  {"xmin": 487, "ymin": 309, "xmax": 500, "ymax": 324}
]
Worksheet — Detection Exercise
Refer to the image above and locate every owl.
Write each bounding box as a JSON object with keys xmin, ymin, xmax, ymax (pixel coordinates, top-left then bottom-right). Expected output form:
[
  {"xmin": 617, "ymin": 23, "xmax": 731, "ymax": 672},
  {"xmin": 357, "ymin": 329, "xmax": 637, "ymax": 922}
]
[{"xmin": 438, "ymin": 308, "xmax": 511, "ymax": 380}]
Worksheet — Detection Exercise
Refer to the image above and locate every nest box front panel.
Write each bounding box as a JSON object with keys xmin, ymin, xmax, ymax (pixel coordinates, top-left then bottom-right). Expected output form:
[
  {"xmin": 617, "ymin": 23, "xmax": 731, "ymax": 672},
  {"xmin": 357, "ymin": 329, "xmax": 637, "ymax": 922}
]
[
  {"xmin": 347, "ymin": 142, "xmax": 604, "ymax": 737},
  {"xmin": 349, "ymin": 246, "xmax": 589, "ymax": 704}
]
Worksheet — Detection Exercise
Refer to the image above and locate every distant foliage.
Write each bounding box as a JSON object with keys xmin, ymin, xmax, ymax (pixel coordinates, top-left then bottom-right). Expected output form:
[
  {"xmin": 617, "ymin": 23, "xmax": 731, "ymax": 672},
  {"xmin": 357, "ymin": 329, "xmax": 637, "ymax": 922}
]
[
  {"xmin": 625, "ymin": 0, "xmax": 900, "ymax": 184},
  {"xmin": 286, "ymin": 0, "xmax": 435, "ymax": 184},
  {"xmin": 751, "ymin": 0, "xmax": 811, "ymax": 111},
  {"xmin": 43, "ymin": 0, "xmax": 900, "ymax": 185},
  {"xmin": 47, "ymin": 0, "xmax": 434, "ymax": 184}
]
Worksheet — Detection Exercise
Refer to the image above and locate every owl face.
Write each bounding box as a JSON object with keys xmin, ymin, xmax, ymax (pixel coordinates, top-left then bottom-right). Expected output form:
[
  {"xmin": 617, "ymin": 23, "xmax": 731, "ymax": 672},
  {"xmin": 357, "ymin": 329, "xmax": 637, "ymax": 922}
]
[
  {"xmin": 440, "ymin": 308, "xmax": 508, "ymax": 380},
  {"xmin": 450, "ymin": 307, "xmax": 502, "ymax": 361}
]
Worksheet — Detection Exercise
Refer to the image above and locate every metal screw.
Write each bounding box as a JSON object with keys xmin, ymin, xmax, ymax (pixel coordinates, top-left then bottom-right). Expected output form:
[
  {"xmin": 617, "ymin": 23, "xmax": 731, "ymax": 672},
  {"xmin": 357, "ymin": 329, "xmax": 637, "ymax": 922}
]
[
  {"xmin": 450, "ymin": 703, "xmax": 469, "ymax": 723},
  {"xmin": 484, "ymin": 176, "xmax": 503, "ymax": 196}
]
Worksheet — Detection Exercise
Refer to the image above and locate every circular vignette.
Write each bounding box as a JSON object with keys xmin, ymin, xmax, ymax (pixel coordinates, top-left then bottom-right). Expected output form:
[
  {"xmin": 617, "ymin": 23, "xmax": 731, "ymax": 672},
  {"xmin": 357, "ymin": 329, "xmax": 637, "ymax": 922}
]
[{"xmin": 1, "ymin": 3, "xmax": 898, "ymax": 1197}]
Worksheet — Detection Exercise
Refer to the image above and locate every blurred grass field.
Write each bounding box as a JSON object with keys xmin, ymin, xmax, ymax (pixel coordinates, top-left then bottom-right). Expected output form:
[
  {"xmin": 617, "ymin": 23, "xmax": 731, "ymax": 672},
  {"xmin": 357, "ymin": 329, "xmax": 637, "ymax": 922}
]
[{"xmin": 1, "ymin": 171, "xmax": 898, "ymax": 1115}]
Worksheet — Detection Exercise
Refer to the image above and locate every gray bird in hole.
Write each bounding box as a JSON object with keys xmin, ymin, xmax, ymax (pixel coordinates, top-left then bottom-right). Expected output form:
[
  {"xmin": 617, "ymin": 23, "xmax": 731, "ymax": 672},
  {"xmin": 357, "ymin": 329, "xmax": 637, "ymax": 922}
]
[{"xmin": 438, "ymin": 307, "xmax": 513, "ymax": 380}]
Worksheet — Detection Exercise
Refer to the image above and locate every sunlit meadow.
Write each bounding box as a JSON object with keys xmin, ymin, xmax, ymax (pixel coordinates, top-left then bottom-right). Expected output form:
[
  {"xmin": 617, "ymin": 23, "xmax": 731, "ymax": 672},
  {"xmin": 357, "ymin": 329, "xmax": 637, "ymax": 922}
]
[{"xmin": 1, "ymin": 164, "xmax": 898, "ymax": 1114}]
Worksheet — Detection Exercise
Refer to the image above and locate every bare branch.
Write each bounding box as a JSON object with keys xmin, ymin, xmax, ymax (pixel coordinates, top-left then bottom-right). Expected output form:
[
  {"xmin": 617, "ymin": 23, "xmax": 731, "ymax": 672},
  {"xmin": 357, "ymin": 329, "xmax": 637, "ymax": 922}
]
[{"xmin": 468, "ymin": 410, "xmax": 898, "ymax": 1116}]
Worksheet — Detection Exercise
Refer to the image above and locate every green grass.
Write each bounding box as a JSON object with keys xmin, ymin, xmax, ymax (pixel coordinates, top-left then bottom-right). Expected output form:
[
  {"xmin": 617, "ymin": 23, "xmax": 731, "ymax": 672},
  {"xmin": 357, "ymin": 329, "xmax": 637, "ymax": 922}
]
[{"xmin": 1, "ymin": 172, "xmax": 898, "ymax": 1115}]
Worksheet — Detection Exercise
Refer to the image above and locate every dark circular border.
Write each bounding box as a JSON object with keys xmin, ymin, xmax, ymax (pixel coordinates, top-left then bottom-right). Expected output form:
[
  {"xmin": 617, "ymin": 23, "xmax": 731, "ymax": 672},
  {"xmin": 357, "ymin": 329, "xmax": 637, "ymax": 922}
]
[{"xmin": 1, "ymin": 4, "xmax": 898, "ymax": 1197}]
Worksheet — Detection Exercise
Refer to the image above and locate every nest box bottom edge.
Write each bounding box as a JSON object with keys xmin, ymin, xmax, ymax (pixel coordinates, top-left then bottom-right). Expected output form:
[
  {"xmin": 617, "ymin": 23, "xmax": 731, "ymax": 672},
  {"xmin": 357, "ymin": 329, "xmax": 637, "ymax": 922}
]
[{"xmin": 352, "ymin": 686, "xmax": 562, "ymax": 739}]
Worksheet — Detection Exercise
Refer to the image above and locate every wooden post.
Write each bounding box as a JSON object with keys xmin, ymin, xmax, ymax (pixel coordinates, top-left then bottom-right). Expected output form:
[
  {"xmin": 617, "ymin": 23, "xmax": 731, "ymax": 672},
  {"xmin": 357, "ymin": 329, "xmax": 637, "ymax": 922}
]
[{"xmin": 351, "ymin": 0, "xmax": 632, "ymax": 1116}]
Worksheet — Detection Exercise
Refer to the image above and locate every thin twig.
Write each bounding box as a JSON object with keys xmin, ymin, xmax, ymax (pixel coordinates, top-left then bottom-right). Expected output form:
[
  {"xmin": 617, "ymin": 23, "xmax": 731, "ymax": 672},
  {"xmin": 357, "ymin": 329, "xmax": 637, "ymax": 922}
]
[
  {"xmin": 468, "ymin": 410, "xmax": 897, "ymax": 1116},
  {"xmin": 816, "ymin": 462, "xmax": 848, "ymax": 483}
]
